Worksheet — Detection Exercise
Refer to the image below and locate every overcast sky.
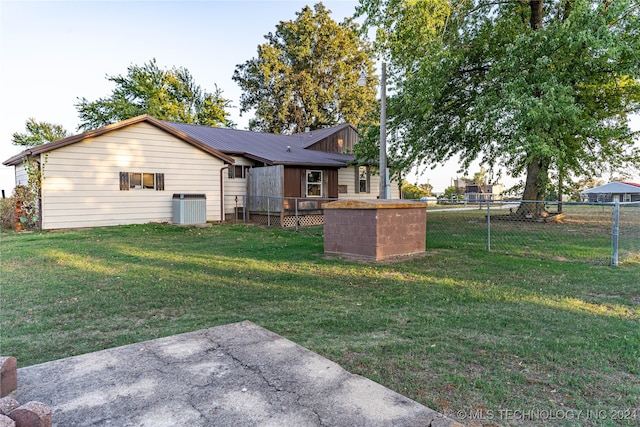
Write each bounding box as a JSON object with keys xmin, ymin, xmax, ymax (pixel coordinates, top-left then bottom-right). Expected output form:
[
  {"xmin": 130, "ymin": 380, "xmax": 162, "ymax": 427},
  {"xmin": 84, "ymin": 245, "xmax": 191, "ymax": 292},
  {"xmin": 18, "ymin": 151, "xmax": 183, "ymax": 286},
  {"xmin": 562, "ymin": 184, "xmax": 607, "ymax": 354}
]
[{"xmin": 1, "ymin": 0, "xmax": 638, "ymax": 196}]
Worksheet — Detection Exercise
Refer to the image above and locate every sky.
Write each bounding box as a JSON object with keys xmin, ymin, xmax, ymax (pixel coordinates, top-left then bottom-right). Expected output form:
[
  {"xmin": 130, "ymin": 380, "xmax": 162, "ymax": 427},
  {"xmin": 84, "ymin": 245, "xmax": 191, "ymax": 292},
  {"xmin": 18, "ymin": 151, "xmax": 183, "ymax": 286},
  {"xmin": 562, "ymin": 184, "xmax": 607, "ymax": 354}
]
[{"xmin": 0, "ymin": 0, "xmax": 638, "ymax": 197}]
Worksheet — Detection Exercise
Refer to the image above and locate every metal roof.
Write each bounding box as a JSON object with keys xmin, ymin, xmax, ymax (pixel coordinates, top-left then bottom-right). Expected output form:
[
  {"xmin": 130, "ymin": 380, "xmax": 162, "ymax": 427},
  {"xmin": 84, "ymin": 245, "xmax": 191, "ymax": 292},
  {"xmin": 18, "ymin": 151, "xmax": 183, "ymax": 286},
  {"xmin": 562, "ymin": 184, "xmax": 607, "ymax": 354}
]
[
  {"xmin": 2, "ymin": 115, "xmax": 235, "ymax": 166},
  {"xmin": 163, "ymin": 121, "xmax": 355, "ymax": 167},
  {"xmin": 581, "ymin": 182, "xmax": 640, "ymax": 194},
  {"xmin": 3, "ymin": 115, "xmax": 357, "ymax": 168}
]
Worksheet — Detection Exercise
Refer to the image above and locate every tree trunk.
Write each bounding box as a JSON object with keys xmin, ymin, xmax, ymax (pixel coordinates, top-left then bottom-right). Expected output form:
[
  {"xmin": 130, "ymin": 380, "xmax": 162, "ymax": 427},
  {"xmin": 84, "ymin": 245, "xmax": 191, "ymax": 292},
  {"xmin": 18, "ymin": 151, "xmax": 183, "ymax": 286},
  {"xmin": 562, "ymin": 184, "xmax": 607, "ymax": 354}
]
[
  {"xmin": 516, "ymin": 1, "xmax": 548, "ymax": 218},
  {"xmin": 530, "ymin": 0, "xmax": 544, "ymax": 29},
  {"xmin": 558, "ymin": 166, "xmax": 563, "ymax": 214},
  {"xmin": 517, "ymin": 156, "xmax": 550, "ymax": 217}
]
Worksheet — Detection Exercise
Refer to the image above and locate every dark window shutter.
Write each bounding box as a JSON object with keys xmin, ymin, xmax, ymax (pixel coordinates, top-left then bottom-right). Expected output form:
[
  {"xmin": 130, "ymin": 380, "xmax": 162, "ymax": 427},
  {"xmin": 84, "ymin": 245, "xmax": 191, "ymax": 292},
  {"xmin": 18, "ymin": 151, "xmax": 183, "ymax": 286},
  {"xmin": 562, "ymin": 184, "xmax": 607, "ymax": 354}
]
[
  {"xmin": 354, "ymin": 167, "xmax": 360, "ymax": 193},
  {"xmin": 327, "ymin": 169, "xmax": 338, "ymax": 198},
  {"xmin": 228, "ymin": 167, "xmax": 235, "ymax": 179},
  {"xmin": 366, "ymin": 166, "xmax": 371, "ymax": 193},
  {"xmin": 119, "ymin": 172, "xmax": 129, "ymax": 191},
  {"xmin": 155, "ymin": 173, "xmax": 164, "ymax": 191}
]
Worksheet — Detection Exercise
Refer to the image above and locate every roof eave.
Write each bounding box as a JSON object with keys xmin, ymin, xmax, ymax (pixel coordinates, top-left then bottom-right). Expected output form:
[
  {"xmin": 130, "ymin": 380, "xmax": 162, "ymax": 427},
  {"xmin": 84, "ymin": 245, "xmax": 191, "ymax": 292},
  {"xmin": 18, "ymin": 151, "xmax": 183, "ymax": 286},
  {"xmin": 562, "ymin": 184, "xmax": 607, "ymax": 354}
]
[
  {"xmin": 272, "ymin": 161, "xmax": 345, "ymax": 168},
  {"xmin": 244, "ymin": 154, "xmax": 274, "ymax": 165},
  {"xmin": 2, "ymin": 115, "xmax": 236, "ymax": 166},
  {"xmin": 3, "ymin": 150, "xmax": 34, "ymax": 166}
]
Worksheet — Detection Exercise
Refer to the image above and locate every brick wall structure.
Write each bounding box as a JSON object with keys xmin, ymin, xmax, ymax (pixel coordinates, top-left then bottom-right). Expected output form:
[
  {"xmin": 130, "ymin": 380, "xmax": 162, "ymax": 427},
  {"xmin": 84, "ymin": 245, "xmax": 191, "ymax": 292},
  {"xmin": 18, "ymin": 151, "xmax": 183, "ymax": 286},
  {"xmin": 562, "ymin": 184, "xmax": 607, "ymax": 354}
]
[
  {"xmin": 0, "ymin": 357, "xmax": 52, "ymax": 427},
  {"xmin": 323, "ymin": 199, "xmax": 427, "ymax": 261}
]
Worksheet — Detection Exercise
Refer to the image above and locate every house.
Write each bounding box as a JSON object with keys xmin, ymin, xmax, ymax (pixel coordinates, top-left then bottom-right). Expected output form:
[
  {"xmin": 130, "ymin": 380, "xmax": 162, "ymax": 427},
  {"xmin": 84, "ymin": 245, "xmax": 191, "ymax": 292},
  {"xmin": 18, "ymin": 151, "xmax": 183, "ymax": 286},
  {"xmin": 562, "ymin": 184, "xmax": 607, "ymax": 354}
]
[
  {"xmin": 464, "ymin": 183, "xmax": 503, "ymax": 202},
  {"xmin": 580, "ymin": 182, "xmax": 640, "ymax": 203},
  {"xmin": 3, "ymin": 114, "xmax": 397, "ymax": 230},
  {"xmin": 452, "ymin": 178, "xmax": 503, "ymax": 201}
]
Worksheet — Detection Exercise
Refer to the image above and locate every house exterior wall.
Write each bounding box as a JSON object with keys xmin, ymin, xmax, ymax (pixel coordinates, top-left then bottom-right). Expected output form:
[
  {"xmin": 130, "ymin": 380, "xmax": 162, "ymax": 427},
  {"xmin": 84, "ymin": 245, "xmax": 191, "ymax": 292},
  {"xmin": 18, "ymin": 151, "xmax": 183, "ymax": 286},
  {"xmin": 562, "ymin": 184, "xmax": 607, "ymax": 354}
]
[
  {"xmin": 587, "ymin": 193, "xmax": 640, "ymax": 203},
  {"xmin": 40, "ymin": 122, "xmax": 226, "ymax": 229},
  {"xmin": 337, "ymin": 166, "xmax": 401, "ymax": 199},
  {"xmin": 306, "ymin": 127, "xmax": 358, "ymax": 153},
  {"xmin": 15, "ymin": 163, "xmax": 28, "ymax": 187},
  {"xmin": 223, "ymin": 156, "xmax": 254, "ymax": 215}
]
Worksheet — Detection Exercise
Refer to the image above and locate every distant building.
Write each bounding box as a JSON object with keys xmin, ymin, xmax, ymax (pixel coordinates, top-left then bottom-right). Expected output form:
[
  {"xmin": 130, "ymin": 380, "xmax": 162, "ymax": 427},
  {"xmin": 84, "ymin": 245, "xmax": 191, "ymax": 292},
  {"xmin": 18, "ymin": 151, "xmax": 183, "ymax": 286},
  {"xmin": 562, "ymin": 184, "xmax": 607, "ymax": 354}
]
[
  {"xmin": 580, "ymin": 182, "xmax": 640, "ymax": 203},
  {"xmin": 451, "ymin": 177, "xmax": 503, "ymax": 202}
]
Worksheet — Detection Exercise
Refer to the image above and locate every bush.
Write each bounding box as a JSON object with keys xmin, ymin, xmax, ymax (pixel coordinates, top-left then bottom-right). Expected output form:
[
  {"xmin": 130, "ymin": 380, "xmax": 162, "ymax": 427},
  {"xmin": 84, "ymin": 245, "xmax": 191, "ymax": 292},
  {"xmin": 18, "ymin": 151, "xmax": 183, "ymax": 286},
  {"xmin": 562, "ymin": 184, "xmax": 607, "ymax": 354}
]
[
  {"xmin": 0, "ymin": 197, "xmax": 15, "ymax": 231},
  {"xmin": 10, "ymin": 186, "xmax": 39, "ymax": 231}
]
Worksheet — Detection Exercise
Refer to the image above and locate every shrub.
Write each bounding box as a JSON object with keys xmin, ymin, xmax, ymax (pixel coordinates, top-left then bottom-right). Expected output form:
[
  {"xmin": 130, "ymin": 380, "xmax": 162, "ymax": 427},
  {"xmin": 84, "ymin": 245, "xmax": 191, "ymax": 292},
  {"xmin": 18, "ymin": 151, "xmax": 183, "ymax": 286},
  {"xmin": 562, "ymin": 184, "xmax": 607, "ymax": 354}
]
[
  {"xmin": 12, "ymin": 185, "xmax": 39, "ymax": 230},
  {"xmin": 0, "ymin": 197, "xmax": 14, "ymax": 231}
]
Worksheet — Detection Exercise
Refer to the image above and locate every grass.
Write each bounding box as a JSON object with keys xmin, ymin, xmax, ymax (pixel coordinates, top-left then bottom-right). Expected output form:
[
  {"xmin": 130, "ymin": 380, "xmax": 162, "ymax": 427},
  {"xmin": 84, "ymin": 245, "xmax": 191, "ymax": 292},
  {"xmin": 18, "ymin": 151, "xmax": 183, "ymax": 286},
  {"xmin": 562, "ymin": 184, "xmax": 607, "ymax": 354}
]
[
  {"xmin": 427, "ymin": 203, "xmax": 640, "ymax": 265},
  {"xmin": 1, "ymin": 222, "xmax": 639, "ymax": 426}
]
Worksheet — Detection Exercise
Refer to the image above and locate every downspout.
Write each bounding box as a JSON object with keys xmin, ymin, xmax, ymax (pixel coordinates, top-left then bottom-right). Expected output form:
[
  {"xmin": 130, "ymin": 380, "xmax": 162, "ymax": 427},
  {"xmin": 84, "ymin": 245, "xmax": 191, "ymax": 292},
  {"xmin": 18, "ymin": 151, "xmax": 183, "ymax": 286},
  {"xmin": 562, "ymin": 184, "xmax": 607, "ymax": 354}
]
[{"xmin": 220, "ymin": 165, "xmax": 229, "ymax": 222}]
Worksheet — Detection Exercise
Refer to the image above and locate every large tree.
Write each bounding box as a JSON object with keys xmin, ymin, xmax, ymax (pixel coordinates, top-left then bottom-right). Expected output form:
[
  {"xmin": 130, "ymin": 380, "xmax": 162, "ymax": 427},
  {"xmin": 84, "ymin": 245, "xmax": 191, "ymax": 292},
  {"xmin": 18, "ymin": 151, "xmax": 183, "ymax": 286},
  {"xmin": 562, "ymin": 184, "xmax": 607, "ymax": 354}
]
[
  {"xmin": 76, "ymin": 59, "xmax": 234, "ymax": 131},
  {"xmin": 233, "ymin": 3, "xmax": 378, "ymax": 134},
  {"xmin": 357, "ymin": 0, "xmax": 640, "ymax": 214},
  {"xmin": 12, "ymin": 118, "xmax": 70, "ymax": 147}
]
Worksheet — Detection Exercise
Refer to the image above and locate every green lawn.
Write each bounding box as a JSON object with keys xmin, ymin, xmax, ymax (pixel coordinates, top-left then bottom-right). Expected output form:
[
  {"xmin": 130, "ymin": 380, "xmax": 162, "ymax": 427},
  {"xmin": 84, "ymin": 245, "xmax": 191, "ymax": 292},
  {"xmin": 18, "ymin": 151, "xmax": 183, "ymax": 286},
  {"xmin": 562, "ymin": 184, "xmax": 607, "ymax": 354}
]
[
  {"xmin": 427, "ymin": 203, "xmax": 640, "ymax": 265},
  {"xmin": 1, "ymin": 223, "xmax": 639, "ymax": 426}
]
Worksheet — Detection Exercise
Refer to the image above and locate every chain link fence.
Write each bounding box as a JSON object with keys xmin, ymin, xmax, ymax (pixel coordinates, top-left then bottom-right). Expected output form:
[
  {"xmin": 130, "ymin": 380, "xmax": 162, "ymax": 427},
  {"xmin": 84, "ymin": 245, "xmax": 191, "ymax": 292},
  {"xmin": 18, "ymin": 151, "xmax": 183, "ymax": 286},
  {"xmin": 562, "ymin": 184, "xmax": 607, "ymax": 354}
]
[
  {"xmin": 426, "ymin": 200, "xmax": 640, "ymax": 266},
  {"xmin": 224, "ymin": 195, "xmax": 337, "ymax": 230},
  {"xmin": 225, "ymin": 195, "xmax": 639, "ymax": 266}
]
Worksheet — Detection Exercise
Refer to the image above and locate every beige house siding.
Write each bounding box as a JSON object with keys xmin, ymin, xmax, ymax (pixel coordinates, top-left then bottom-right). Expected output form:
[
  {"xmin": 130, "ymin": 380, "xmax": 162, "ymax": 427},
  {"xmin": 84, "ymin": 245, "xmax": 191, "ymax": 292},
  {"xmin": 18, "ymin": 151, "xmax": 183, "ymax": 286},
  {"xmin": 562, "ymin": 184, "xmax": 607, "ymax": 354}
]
[
  {"xmin": 15, "ymin": 163, "xmax": 28, "ymax": 187},
  {"xmin": 40, "ymin": 122, "xmax": 226, "ymax": 229},
  {"xmin": 337, "ymin": 166, "xmax": 400, "ymax": 200},
  {"xmin": 222, "ymin": 156, "xmax": 254, "ymax": 215}
]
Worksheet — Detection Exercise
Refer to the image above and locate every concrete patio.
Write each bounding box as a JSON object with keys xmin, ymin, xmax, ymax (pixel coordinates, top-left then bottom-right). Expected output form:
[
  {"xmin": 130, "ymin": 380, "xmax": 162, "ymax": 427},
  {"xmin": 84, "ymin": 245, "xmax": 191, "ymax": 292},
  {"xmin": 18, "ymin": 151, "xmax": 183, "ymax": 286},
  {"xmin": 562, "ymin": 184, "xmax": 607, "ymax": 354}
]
[{"xmin": 10, "ymin": 321, "xmax": 462, "ymax": 426}]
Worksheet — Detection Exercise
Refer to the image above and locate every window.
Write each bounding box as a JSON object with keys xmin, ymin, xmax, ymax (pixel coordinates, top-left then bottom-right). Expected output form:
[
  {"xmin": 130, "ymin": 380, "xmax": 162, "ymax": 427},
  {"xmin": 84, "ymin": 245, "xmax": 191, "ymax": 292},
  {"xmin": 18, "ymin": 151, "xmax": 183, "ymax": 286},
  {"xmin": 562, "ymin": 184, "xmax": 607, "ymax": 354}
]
[
  {"xmin": 228, "ymin": 165, "xmax": 249, "ymax": 179},
  {"xmin": 130, "ymin": 173, "xmax": 156, "ymax": 189},
  {"xmin": 355, "ymin": 166, "xmax": 370, "ymax": 193},
  {"xmin": 624, "ymin": 194, "xmax": 632, "ymax": 202},
  {"xmin": 306, "ymin": 170, "xmax": 322, "ymax": 197},
  {"xmin": 359, "ymin": 166, "xmax": 369, "ymax": 193},
  {"xmin": 119, "ymin": 172, "xmax": 164, "ymax": 191},
  {"xmin": 142, "ymin": 173, "xmax": 155, "ymax": 189}
]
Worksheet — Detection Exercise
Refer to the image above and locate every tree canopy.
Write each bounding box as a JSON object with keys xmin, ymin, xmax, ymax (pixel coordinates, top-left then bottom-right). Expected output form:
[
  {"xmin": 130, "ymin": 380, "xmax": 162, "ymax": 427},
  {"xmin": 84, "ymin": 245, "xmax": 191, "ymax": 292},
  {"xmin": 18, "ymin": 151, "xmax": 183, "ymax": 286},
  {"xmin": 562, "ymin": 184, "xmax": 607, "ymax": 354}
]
[
  {"xmin": 76, "ymin": 59, "xmax": 234, "ymax": 132},
  {"xmin": 12, "ymin": 118, "xmax": 70, "ymax": 147},
  {"xmin": 357, "ymin": 0, "xmax": 640, "ymax": 208},
  {"xmin": 233, "ymin": 3, "xmax": 378, "ymax": 134}
]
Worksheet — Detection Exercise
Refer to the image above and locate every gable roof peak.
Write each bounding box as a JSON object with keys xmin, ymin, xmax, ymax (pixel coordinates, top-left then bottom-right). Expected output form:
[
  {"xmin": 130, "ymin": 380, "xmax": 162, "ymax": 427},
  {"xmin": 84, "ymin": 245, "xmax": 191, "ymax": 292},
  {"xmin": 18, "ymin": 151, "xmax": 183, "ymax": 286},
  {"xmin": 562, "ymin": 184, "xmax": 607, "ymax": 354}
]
[{"xmin": 3, "ymin": 114, "xmax": 234, "ymax": 166}]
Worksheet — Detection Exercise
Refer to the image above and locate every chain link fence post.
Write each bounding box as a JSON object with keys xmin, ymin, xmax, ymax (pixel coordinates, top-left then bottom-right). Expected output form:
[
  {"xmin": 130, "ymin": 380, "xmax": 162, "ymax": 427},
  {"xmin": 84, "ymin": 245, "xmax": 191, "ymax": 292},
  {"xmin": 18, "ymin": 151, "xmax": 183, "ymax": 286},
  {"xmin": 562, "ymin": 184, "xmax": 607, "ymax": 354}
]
[
  {"xmin": 487, "ymin": 198, "xmax": 491, "ymax": 251},
  {"xmin": 612, "ymin": 201, "xmax": 619, "ymax": 267}
]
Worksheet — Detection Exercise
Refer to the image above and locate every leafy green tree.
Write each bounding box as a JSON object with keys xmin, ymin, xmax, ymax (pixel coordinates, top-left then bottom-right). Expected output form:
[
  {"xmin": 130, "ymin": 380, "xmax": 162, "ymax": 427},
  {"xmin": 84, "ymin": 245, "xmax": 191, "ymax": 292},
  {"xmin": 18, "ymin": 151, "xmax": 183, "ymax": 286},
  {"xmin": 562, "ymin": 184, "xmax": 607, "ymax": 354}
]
[
  {"xmin": 472, "ymin": 167, "xmax": 489, "ymax": 193},
  {"xmin": 12, "ymin": 118, "xmax": 70, "ymax": 147},
  {"xmin": 401, "ymin": 180, "xmax": 429, "ymax": 199},
  {"xmin": 567, "ymin": 177, "xmax": 605, "ymax": 201},
  {"xmin": 441, "ymin": 185, "xmax": 460, "ymax": 201},
  {"xmin": 76, "ymin": 59, "xmax": 234, "ymax": 131},
  {"xmin": 233, "ymin": 3, "xmax": 377, "ymax": 134},
  {"xmin": 419, "ymin": 182, "xmax": 433, "ymax": 196},
  {"xmin": 357, "ymin": 0, "xmax": 640, "ymax": 215}
]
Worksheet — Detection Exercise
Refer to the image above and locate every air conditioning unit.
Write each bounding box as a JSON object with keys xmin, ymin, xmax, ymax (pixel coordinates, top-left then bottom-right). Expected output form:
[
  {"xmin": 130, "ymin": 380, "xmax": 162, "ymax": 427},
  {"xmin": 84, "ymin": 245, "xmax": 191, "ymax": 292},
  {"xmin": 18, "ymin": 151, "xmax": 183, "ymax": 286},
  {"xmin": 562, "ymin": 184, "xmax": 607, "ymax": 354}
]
[{"xmin": 172, "ymin": 194, "xmax": 206, "ymax": 225}]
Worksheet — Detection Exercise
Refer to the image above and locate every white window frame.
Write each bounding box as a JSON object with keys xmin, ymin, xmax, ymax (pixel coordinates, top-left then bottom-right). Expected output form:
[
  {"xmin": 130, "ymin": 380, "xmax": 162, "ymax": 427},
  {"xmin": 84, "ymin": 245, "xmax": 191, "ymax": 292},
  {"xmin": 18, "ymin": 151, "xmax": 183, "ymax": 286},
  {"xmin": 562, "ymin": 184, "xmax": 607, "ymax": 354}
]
[{"xmin": 306, "ymin": 170, "xmax": 323, "ymax": 197}]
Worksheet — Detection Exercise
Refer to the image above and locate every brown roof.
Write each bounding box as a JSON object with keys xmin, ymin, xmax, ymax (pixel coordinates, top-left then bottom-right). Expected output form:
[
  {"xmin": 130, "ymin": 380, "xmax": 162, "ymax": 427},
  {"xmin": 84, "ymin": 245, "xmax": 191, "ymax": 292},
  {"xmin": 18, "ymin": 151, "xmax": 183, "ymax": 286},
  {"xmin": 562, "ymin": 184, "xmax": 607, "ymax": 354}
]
[
  {"xmin": 165, "ymin": 121, "xmax": 356, "ymax": 167},
  {"xmin": 4, "ymin": 115, "xmax": 358, "ymax": 169},
  {"xmin": 3, "ymin": 115, "xmax": 235, "ymax": 166}
]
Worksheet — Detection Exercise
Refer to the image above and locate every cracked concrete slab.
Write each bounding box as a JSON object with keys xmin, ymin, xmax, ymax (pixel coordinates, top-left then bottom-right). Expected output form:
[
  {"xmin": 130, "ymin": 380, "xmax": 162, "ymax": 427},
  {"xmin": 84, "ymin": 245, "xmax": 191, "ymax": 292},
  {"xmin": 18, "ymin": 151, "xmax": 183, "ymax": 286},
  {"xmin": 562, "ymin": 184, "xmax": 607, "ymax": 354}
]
[{"xmin": 10, "ymin": 321, "xmax": 463, "ymax": 426}]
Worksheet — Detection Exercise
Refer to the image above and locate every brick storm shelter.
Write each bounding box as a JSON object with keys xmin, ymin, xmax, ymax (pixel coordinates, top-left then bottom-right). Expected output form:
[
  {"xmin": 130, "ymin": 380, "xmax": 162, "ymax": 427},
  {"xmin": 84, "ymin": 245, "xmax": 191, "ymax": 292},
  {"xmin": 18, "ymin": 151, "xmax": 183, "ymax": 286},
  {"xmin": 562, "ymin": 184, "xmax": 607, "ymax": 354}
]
[{"xmin": 323, "ymin": 199, "xmax": 427, "ymax": 261}]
